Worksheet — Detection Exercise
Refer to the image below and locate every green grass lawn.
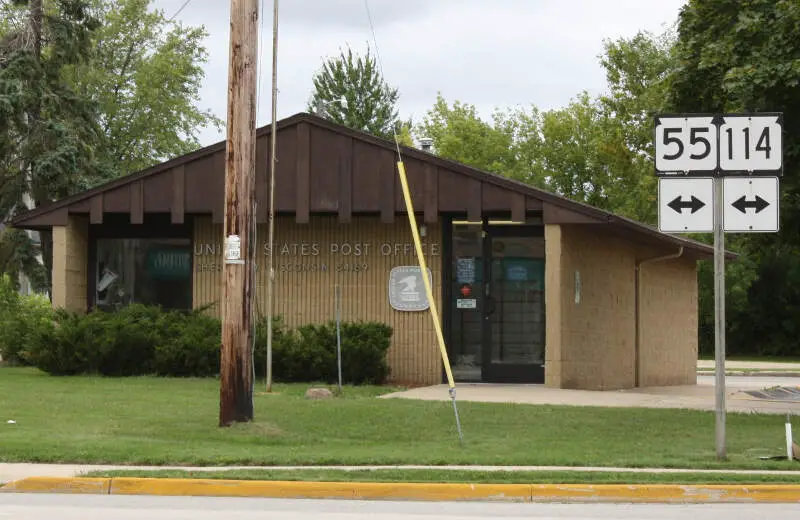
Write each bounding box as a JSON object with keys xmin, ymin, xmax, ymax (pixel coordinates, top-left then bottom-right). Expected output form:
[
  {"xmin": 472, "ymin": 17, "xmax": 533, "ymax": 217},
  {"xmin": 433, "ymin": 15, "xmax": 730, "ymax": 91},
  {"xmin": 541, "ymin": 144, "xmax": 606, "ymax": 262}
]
[
  {"xmin": 83, "ymin": 469, "xmax": 800, "ymax": 485},
  {"xmin": 1, "ymin": 367, "xmax": 798, "ymax": 470}
]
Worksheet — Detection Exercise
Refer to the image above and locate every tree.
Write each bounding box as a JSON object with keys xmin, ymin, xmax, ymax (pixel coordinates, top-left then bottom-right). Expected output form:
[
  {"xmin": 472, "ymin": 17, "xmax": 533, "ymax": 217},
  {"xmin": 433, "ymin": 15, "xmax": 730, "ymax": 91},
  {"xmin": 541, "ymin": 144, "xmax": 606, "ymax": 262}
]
[
  {"xmin": 416, "ymin": 94, "xmax": 532, "ymax": 179},
  {"xmin": 667, "ymin": 0, "xmax": 800, "ymax": 356},
  {"xmin": 600, "ymin": 29, "xmax": 676, "ymax": 155},
  {"xmin": 535, "ymin": 92, "xmax": 647, "ymax": 216},
  {"xmin": 65, "ymin": 0, "xmax": 222, "ymax": 174},
  {"xmin": 0, "ymin": 0, "xmax": 221, "ymax": 293},
  {"xmin": 0, "ymin": 0, "xmax": 106, "ymax": 292},
  {"xmin": 416, "ymin": 30, "xmax": 674, "ymax": 223},
  {"xmin": 595, "ymin": 30, "xmax": 678, "ymax": 223},
  {"xmin": 308, "ymin": 45, "xmax": 402, "ymax": 141},
  {"xmin": 0, "ymin": 226, "xmax": 48, "ymax": 292}
]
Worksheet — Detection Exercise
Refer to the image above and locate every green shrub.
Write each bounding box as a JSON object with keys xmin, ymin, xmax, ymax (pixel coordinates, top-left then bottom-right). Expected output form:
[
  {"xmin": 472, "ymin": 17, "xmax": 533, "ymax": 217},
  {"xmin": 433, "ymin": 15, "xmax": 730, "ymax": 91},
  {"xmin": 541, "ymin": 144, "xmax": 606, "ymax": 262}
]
[
  {"xmin": 0, "ymin": 275, "xmax": 54, "ymax": 366},
  {"xmin": 340, "ymin": 322, "xmax": 392, "ymax": 384},
  {"xmin": 271, "ymin": 320, "xmax": 392, "ymax": 384},
  {"xmin": 95, "ymin": 304, "xmax": 164, "ymax": 376},
  {"xmin": 154, "ymin": 310, "xmax": 221, "ymax": 377},
  {"xmin": 24, "ymin": 303, "xmax": 393, "ymax": 384},
  {"xmin": 253, "ymin": 315, "xmax": 289, "ymax": 378},
  {"xmin": 27, "ymin": 309, "xmax": 106, "ymax": 375}
]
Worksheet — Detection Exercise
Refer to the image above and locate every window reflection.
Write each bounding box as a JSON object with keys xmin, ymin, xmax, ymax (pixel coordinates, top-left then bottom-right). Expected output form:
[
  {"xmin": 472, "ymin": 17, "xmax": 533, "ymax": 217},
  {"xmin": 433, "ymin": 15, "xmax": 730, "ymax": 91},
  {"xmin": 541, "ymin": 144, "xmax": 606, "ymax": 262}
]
[{"xmin": 95, "ymin": 239, "xmax": 192, "ymax": 311}]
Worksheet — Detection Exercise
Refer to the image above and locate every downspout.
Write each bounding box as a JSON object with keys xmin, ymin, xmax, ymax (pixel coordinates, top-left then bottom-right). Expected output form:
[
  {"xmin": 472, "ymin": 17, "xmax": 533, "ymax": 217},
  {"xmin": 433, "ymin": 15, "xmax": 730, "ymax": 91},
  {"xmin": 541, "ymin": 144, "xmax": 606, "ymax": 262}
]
[{"xmin": 635, "ymin": 247, "xmax": 684, "ymax": 387}]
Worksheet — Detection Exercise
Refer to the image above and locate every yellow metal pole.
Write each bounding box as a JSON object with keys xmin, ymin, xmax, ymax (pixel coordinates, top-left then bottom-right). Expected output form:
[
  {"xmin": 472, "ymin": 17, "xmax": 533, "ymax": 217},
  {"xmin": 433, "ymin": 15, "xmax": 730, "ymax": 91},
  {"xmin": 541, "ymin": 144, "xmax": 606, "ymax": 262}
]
[
  {"xmin": 396, "ymin": 160, "xmax": 463, "ymax": 443},
  {"xmin": 396, "ymin": 161, "xmax": 456, "ymax": 388}
]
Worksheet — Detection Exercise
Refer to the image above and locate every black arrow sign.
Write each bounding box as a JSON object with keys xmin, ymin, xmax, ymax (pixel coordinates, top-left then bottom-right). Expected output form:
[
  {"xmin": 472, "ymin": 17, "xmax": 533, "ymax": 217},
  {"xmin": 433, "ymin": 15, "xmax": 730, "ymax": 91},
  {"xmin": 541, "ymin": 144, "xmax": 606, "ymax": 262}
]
[
  {"xmin": 668, "ymin": 195, "xmax": 706, "ymax": 214},
  {"xmin": 732, "ymin": 195, "xmax": 770, "ymax": 214}
]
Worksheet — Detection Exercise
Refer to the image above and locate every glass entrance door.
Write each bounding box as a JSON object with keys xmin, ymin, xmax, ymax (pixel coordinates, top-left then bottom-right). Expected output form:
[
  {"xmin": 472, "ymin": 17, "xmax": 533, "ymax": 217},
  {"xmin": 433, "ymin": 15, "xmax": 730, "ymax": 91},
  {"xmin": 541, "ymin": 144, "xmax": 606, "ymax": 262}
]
[
  {"xmin": 449, "ymin": 222, "xmax": 484, "ymax": 382},
  {"xmin": 481, "ymin": 227, "xmax": 545, "ymax": 383}
]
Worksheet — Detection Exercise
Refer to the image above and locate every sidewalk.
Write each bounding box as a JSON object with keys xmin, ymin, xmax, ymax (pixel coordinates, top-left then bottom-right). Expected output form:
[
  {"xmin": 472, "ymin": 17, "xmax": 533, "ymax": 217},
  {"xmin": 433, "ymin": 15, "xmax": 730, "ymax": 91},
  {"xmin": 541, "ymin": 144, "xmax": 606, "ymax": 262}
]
[
  {"xmin": 3, "ymin": 462, "xmax": 800, "ymax": 485},
  {"xmin": 697, "ymin": 360, "xmax": 800, "ymax": 377}
]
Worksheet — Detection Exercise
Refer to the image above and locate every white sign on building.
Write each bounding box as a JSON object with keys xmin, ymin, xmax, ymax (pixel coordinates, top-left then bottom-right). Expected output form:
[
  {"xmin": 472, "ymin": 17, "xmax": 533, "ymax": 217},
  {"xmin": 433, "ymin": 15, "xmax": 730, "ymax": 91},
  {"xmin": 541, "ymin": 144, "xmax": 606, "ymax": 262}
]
[{"xmin": 388, "ymin": 266, "xmax": 432, "ymax": 311}]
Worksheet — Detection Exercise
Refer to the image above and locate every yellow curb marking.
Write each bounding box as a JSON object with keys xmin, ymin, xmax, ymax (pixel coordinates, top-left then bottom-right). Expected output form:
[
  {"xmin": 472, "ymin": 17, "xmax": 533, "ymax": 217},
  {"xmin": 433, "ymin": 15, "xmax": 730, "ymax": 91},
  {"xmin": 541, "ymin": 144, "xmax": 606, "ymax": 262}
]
[
  {"xmin": 1, "ymin": 477, "xmax": 110, "ymax": 495},
  {"xmin": 3, "ymin": 477, "xmax": 800, "ymax": 503}
]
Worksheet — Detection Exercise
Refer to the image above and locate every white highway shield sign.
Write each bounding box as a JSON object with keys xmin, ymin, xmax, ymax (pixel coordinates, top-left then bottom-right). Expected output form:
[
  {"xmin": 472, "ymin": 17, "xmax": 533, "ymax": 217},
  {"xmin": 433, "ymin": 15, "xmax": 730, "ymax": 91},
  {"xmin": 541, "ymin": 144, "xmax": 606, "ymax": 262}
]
[
  {"xmin": 722, "ymin": 176, "xmax": 779, "ymax": 232},
  {"xmin": 718, "ymin": 114, "xmax": 782, "ymax": 174},
  {"xmin": 655, "ymin": 115, "xmax": 718, "ymax": 174},
  {"xmin": 658, "ymin": 177, "xmax": 714, "ymax": 233}
]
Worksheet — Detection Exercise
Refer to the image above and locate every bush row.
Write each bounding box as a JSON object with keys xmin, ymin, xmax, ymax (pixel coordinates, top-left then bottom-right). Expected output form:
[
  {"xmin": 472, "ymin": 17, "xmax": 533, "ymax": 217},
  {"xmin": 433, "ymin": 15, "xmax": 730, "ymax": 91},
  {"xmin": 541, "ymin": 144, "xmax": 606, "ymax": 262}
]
[
  {"xmin": 0, "ymin": 275, "xmax": 52, "ymax": 366},
  {"xmin": 0, "ymin": 278, "xmax": 392, "ymax": 384}
]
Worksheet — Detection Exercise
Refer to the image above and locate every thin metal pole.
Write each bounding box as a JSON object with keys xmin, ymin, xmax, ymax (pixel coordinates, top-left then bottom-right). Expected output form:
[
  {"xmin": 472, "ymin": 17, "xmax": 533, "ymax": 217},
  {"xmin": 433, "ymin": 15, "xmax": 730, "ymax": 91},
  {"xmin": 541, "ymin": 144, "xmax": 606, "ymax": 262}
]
[
  {"xmin": 265, "ymin": 0, "xmax": 279, "ymax": 393},
  {"xmin": 714, "ymin": 175, "xmax": 726, "ymax": 460},
  {"xmin": 335, "ymin": 285, "xmax": 343, "ymax": 394},
  {"xmin": 450, "ymin": 388, "xmax": 464, "ymax": 445}
]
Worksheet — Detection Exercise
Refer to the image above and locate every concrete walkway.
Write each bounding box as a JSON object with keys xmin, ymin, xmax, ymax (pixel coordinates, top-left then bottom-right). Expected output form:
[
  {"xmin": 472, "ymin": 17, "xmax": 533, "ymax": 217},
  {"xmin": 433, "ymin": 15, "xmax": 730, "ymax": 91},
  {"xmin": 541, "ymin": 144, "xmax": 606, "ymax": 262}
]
[
  {"xmin": 381, "ymin": 375, "xmax": 800, "ymax": 415},
  {"xmin": 697, "ymin": 360, "xmax": 800, "ymax": 377},
  {"xmin": 697, "ymin": 361, "xmax": 800, "ymax": 370},
  {"xmin": 2, "ymin": 462, "xmax": 800, "ymax": 485}
]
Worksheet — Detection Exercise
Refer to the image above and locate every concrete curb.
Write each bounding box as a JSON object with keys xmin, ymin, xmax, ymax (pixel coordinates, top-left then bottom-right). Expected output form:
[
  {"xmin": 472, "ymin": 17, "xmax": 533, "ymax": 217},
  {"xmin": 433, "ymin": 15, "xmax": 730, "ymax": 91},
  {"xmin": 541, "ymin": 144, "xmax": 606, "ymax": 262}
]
[{"xmin": 3, "ymin": 477, "xmax": 800, "ymax": 503}]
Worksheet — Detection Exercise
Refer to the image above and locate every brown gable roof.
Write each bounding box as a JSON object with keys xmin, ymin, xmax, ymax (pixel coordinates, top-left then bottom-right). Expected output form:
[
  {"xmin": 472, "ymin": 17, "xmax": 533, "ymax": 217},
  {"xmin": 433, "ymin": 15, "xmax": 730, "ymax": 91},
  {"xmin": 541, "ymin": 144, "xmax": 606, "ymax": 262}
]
[{"xmin": 11, "ymin": 112, "xmax": 727, "ymax": 259}]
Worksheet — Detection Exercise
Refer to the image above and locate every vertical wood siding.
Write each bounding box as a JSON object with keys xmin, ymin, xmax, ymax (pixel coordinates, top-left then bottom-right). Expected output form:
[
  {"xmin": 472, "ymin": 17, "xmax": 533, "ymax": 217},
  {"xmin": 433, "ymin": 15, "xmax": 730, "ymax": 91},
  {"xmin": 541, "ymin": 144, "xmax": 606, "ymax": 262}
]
[{"xmin": 192, "ymin": 215, "xmax": 443, "ymax": 385}]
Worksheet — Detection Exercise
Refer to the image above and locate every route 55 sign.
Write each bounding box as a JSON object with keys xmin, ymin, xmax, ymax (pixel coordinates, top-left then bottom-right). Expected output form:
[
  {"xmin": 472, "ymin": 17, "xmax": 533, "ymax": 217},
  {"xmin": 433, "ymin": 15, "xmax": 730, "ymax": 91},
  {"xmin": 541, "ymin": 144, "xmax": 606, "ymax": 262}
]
[
  {"xmin": 654, "ymin": 113, "xmax": 783, "ymax": 176},
  {"xmin": 655, "ymin": 115, "xmax": 718, "ymax": 175}
]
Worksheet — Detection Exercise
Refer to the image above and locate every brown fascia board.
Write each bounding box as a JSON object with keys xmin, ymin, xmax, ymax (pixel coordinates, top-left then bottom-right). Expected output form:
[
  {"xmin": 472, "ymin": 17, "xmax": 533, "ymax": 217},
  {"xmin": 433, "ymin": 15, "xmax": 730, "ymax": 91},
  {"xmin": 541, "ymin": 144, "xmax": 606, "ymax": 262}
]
[
  {"xmin": 10, "ymin": 111, "xmax": 731, "ymax": 260},
  {"xmin": 299, "ymin": 114, "xmax": 730, "ymax": 260},
  {"xmin": 10, "ymin": 114, "xmax": 312, "ymax": 228}
]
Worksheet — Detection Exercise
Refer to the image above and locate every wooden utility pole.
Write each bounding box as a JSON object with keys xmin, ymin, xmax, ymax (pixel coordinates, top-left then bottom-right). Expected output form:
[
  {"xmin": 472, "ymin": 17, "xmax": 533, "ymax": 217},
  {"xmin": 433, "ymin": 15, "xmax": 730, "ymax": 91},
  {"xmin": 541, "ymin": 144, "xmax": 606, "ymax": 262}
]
[{"xmin": 220, "ymin": 0, "xmax": 259, "ymax": 427}]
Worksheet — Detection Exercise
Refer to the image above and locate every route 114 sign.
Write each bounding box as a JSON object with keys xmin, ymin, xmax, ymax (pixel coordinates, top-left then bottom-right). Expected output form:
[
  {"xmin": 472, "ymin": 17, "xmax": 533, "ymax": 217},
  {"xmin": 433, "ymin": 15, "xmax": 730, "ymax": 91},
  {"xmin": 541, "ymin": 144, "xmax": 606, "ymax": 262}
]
[{"xmin": 718, "ymin": 114, "xmax": 782, "ymax": 175}]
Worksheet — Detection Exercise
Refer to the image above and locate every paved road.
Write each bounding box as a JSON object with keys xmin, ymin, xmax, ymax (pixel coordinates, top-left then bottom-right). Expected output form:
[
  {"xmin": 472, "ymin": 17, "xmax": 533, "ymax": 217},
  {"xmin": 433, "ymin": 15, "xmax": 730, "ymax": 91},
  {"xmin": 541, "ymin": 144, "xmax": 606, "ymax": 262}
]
[{"xmin": 1, "ymin": 495, "xmax": 799, "ymax": 519}]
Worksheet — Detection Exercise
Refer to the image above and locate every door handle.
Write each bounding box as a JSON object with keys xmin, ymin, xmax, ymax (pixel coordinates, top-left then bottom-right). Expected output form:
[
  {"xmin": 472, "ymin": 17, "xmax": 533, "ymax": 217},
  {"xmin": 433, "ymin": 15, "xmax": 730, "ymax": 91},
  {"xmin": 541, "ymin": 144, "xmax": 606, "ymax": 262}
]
[{"xmin": 485, "ymin": 295, "xmax": 496, "ymax": 317}]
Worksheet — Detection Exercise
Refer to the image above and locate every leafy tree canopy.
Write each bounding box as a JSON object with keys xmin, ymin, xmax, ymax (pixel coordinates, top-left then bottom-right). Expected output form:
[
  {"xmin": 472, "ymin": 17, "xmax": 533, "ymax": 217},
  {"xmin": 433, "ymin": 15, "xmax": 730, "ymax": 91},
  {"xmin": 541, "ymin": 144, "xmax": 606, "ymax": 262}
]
[
  {"xmin": 308, "ymin": 44, "xmax": 408, "ymax": 143},
  {"xmin": 67, "ymin": 0, "xmax": 222, "ymax": 175},
  {"xmin": 416, "ymin": 29, "xmax": 675, "ymax": 224},
  {"xmin": 667, "ymin": 0, "xmax": 800, "ymax": 356},
  {"xmin": 0, "ymin": 0, "xmax": 220, "ymax": 293}
]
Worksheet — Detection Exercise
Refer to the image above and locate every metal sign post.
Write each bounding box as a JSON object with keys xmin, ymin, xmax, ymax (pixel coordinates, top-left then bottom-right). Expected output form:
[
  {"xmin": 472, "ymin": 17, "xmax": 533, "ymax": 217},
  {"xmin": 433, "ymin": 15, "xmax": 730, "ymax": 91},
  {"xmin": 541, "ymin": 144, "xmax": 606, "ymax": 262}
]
[
  {"xmin": 654, "ymin": 113, "xmax": 783, "ymax": 460},
  {"xmin": 712, "ymin": 175, "xmax": 726, "ymax": 459}
]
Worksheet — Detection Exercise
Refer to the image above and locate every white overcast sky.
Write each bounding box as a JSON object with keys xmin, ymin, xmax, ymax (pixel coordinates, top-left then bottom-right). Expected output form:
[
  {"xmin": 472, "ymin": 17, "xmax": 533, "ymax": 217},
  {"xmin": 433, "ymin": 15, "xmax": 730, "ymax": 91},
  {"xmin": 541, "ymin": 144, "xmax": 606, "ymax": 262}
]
[{"xmin": 153, "ymin": 0, "xmax": 687, "ymax": 147}]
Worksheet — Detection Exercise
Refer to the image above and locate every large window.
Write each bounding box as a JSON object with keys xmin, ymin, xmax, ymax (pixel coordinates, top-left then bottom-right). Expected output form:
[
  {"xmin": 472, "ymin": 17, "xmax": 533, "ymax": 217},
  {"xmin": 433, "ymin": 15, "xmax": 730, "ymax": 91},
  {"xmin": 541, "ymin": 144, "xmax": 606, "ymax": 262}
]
[{"xmin": 95, "ymin": 238, "xmax": 192, "ymax": 311}]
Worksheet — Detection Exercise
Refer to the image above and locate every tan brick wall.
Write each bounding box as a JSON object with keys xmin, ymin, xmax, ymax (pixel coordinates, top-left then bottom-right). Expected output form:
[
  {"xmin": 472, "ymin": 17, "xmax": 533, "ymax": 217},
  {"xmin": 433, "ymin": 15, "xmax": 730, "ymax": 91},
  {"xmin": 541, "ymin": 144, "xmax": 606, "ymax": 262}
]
[
  {"xmin": 545, "ymin": 224, "xmax": 699, "ymax": 390},
  {"xmin": 638, "ymin": 257, "xmax": 698, "ymax": 387},
  {"xmin": 192, "ymin": 216, "xmax": 444, "ymax": 386},
  {"xmin": 51, "ymin": 216, "xmax": 88, "ymax": 312},
  {"xmin": 557, "ymin": 225, "xmax": 637, "ymax": 390},
  {"xmin": 544, "ymin": 225, "xmax": 563, "ymax": 387}
]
